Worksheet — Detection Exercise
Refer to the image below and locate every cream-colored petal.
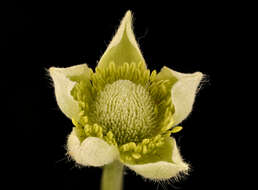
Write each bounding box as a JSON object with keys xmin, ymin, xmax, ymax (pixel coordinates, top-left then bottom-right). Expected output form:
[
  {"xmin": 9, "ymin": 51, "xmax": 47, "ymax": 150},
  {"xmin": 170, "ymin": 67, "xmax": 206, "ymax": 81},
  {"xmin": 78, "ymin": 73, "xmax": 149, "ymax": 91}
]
[
  {"xmin": 67, "ymin": 129, "xmax": 119, "ymax": 167},
  {"xmin": 97, "ymin": 10, "xmax": 146, "ymax": 69},
  {"xmin": 125, "ymin": 138, "xmax": 188, "ymax": 180},
  {"xmin": 49, "ymin": 64, "xmax": 91, "ymax": 121},
  {"xmin": 157, "ymin": 66, "xmax": 203, "ymax": 125},
  {"xmin": 171, "ymin": 72, "xmax": 203, "ymax": 126}
]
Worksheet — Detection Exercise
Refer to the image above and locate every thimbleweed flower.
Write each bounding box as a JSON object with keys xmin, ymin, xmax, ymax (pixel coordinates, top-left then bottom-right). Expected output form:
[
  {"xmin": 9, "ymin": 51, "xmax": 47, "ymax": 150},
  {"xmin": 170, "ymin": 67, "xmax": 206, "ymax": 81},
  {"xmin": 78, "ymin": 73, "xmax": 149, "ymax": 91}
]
[{"xmin": 49, "ymin": 11, "xmax": 203, "ymax": 190}]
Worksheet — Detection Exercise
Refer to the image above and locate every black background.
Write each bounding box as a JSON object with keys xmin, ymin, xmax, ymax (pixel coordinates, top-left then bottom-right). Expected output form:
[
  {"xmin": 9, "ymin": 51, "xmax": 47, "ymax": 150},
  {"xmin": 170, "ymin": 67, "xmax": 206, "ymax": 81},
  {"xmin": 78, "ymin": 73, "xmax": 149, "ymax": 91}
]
[{"xmin": 3, "ymin": 1, "xmax": 244, "ymax": 189}]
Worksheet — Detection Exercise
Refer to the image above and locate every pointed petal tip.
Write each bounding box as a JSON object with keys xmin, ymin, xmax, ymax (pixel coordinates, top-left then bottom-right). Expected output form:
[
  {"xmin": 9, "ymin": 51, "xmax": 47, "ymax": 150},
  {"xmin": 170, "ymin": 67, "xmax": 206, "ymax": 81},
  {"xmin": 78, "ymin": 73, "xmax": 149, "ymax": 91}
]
[
  {"xmin": 120, "ymin": 10, "xmax": 133, "ymax": 35},
  {"xmin": 125, "ymin": 10, "xmax": 132, "ymax": 18},
  {"xmin": 123, "ymin": 10, "xmax": 133, "ymax": 32},
  {"xmin": 48, "ymin": 66, "xmax": 56, "ymax": 75},
  {"xmin": 194, "ymin": 71, "xmax": 203, "ymax": 80},
  {"xmin": 97, "ymin": 10, "xmax": 146, "ymax": 69}
]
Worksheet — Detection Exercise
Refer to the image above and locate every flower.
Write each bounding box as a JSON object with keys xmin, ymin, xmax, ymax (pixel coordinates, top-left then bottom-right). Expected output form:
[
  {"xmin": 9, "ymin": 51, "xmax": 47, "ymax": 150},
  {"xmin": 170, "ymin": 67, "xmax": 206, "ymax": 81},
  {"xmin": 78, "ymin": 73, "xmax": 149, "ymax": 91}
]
[{"xmin": 49, "ymin": 11, "xmax": 203, "ymax": 181}]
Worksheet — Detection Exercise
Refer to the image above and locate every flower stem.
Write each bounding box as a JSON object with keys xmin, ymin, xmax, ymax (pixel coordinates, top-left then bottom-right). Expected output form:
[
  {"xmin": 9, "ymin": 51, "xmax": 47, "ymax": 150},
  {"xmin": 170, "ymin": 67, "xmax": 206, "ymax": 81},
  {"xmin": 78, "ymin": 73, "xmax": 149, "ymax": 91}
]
[{"xmin": 101, "ymin": 160, "xmax": 124, "ymax": 190}]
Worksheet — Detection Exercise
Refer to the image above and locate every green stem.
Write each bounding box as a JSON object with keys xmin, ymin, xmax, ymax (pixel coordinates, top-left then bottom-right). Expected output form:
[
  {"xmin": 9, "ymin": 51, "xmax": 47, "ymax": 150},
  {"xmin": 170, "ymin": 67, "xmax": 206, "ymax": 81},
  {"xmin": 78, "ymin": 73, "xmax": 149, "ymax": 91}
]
[{"xmin": 101, "ymin": 160, "xmax": 124, "ymax": 190}]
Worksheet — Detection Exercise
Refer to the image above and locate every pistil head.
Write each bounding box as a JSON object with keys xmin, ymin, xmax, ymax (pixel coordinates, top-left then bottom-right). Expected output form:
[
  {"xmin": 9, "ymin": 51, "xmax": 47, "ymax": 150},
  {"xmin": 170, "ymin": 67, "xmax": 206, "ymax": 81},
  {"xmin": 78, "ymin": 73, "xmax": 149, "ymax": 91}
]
[{"xmin": 90, "ymin": 80, "xmax": 157, "ymax": 145}]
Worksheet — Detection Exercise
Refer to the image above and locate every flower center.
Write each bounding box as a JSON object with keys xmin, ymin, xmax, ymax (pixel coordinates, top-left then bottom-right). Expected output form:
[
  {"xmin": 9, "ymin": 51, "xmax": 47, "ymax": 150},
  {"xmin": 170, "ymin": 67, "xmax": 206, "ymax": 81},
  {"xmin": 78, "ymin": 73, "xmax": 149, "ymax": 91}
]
[{"xmin": 92, "ymin": 80, "xmax": 157, "ymax": 144}]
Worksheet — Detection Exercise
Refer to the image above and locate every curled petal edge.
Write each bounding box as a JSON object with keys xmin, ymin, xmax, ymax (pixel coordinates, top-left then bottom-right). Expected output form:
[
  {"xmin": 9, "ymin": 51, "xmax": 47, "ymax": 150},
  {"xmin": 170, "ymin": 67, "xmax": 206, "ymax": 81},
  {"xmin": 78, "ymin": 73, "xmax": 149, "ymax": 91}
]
[
  {"xmin": 49, "ymin": 64, "xmax": 91, "ymax": 121},
  {"xmin": 157, "ymin": 66, "xmax": 203, "ymax": 126},
  {"xmin": 125, "ymin": 138, "xmax": 189, "ymax": 180},
  {"xmin": 67, "ymin": 129, "xmax": 119, "ymax": 167}
]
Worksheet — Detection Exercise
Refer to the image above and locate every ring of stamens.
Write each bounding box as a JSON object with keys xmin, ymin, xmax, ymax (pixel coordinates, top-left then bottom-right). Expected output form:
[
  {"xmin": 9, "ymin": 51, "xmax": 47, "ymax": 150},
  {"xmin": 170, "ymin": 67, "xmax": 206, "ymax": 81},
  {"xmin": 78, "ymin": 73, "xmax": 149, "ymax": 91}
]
[{"xmin": 70, "ymin": 61, "xmax": 177, "ymax": 163}]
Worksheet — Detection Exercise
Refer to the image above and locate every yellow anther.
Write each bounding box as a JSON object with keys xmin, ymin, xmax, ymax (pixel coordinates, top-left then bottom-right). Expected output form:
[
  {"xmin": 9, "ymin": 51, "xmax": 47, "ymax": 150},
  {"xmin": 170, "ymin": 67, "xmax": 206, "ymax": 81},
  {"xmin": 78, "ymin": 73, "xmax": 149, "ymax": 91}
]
[
  {"xmin": 156, "ymin": 141, "xmax": 164, "ymax": 147},
  {"xmin": 122, "ymin": 144, "xmax": 130, "ymax": 152},
  {"xmin": 82, "ymin": 116, "xmax": 88, "ymax": 123},
  {"xmin": 154, "ymin": 135, "xmax": 161, "ymax": 142},
  {"xmin": 154, "ymin": 106, "xmax": 159, "ymax": 114},
  {"xmin": 95, "ymin": 67, "xmax": 102, "ymax": 74},
  {"xmin": 142, "ymin": 139, "xmax": 150, "ymax": 145},
  {"xmin": 107, "ymin": 131, "xmax": 114, "ymax": 139},
  {"xmin": 128, "ymin": 142, "xmax": 136, "ymax": 150},
  {"xmin": 142, "ymin": 145, "xmax": 148, "ymax": 154},
  {"xmin": 89, "ymin": 68, "xmax": 93, "ymax": 76},
  {"xmin": 84, "ymin": 127, "xmax": 90, "ymax": 133},
  {"xmin": 126, "ymin": 156, "xmax": 132, "ymax": 161},
  {"xmin": 171, "ymin": 126, "xmax": 183, "ymax": 133},
  {"xmin": 150, "ymin": 70, "xmax": 157, "ymax": 81},
  {"xmin": 145, "ymin": 69, "xmax": 150, "ymax": 78},
  {"xmin": 79, "ymin": 101, "xmax": 85, "ymax": 108},
  {"xmin": 135, "ymin": 145, "xmax": 142, "ymax": 153},
  {"xmin": 165, "ymin": 98, "xmax": 172, "ymax": 106},
  {"xmin": 72, "ymin": 118, "xmax": 80, "ymax": 127},
  {"xmin": 132, "ymin": 153, "xmax": 141, "ymax": 159},
  {"xmin": 161, "ymin": 118, "xmax": 175, "ymax": 132},
  {"xmin": 148, "ymin": 142, "xmax": 155, "ymax": 150},
  {"xmin": 160, "ymin": 84, "xmax": 167, "ymax": 94},
  {"xmin": 94, "ymin": 127, "xmax": 99, "ymax": 134},
  {"xmin": 79, "ymin": 111, "xmax": 85, "ymax": 117}
]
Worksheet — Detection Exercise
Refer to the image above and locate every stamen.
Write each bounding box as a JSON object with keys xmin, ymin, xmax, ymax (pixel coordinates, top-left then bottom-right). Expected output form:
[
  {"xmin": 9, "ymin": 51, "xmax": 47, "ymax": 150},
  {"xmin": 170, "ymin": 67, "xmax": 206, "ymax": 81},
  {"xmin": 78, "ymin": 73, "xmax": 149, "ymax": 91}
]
[{"xmin": 70, "ymin": 61, "xmax": 180, "ymax": 163}]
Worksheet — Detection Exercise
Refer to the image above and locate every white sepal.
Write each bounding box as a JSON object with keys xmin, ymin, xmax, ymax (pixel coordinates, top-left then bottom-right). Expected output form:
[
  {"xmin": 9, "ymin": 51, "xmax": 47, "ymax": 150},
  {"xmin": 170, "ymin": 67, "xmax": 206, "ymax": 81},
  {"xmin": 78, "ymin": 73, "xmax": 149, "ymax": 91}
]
[
  {"xmin": 125, "ymin": 138, "xmax": 189, "ymax": 180},
  {"xmin": 49, "ymin": 64, "xmax": 91, "ymax": 121},
  {"xmin": 157, "ymin": 66, "xmax": 203, "ymax": 125},
  {"xmin": 97, "ymin": 11, "xmax": 146, "ymax": 69},
  {"xmin": 67, "ymin": 129, "xmax": 119, "ymax": 167}
]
